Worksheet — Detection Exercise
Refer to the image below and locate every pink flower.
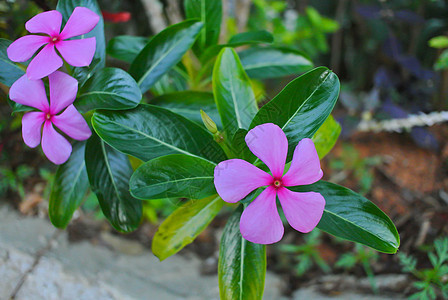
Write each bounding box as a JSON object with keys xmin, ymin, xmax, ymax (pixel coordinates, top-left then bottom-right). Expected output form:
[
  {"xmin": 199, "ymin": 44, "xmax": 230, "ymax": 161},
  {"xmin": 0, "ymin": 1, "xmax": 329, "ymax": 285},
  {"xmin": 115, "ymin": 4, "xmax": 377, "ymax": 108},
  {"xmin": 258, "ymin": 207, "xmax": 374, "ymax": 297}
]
[
  {"xmin": 7, "ymin": 7, "xmax": 99, "ymax": 80},
  {"xmin": 214, "ymin": 123, "xmax": 325, "ymax": 244},
  {"xmin": 9, "ymin": 71, "xmax": 91, "ymax": 165}
]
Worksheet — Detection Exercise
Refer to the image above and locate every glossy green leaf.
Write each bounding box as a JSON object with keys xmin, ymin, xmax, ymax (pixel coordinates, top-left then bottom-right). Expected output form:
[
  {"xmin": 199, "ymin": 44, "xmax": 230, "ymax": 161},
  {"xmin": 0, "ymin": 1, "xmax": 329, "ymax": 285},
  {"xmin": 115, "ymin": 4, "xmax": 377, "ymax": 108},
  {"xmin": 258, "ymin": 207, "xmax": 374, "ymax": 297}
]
[
  {"xmin": 129, "ymin": 20, "xmax": 203, "ymax": 93},
  {"xmin": 57, "ymin": 0, "xmax": 106, "ymax": 83},
  {"xmin": 8, "ymin": 97, "xmax": 33, "ymax": 114},
  {"xmin": 0, "ymin": 39, "xmax": 24, "ymax": 87},
  {"xmin": 76, "ymin": 68, "xmax": 141, "ymax": 112},
  {"xmin": 291, "ymin": 181, "xmax": 400, "ymax": 254},
  {"xmin": 130, "ymin": 154, "xmax": 216, "ymax": 200},
  {"xmin": 239, "ymin": 46, "xmax": 313, "ymax": 79},
  {"xmin": 219, "ymin": 206, "xmax": 266, "ymax": 300},
  {"xmin": 92, "ymin": 104, "xmax": 226, "ymax": 163},
  {"xmin": 106, "ymin": 35, "xmax": 148, "ymax": 63},
  {"xmin": 152, "ymin": 194, "xmax": 224, "ymax": 260},
  {"xmin": 251, "ymin": 67, "xmax": 340, "ymax": 160},
  {"xmin": 200, "ymin": 30, "xmax": 274, "ymax": 62},
  {"xmin": 231, "ymin": 129, "xmax": 256, "ymax": 162},
  {"xmin": 150, "ymin": 66, "xmax": 188, "ymax": 96},
  {"xmin": 85, "ymin": 134, "xmax": 142, "ymax": 232},
  {"xmin": 185, "ymin": 0, "xmax": 222, "ymax": 54},
  {"xmin": 228, "ymin": 30, "xmax": 273, "ymax": 45},
  {"xmin": 49, "ymin": 142, "xmax": 89, "ymax": 229},
  {"xmin": 213, "ymin": 48, "xmax": 258, "ymax": 136},
  {"xmin": 151, "ymin": 91, "xmax": 221, "ymax": 127},
  {"xmin": 312, "ymin": 115, "xmax": 341, "ymax": 159}
]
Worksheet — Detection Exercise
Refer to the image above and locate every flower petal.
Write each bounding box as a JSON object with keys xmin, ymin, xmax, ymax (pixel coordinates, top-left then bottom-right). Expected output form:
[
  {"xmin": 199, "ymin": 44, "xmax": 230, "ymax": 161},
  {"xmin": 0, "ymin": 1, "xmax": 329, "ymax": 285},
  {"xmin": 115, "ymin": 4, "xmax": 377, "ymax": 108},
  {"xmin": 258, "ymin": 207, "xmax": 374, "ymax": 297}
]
[
  {"xmin": 59, "ymin": 7, "xmax": 100, "ymax": 39},
  {"xmin": 240, "ymin": 186, "xmax": 284, "ymax": 244},
  {"xmin": 277, "ymin": 187, "xmax": 325, "ymax": 233},
  {"xmin": 48, "ymin": 71, "xmax": 78, "ymax": 114},
  {"xmin": 56, "ymin": 38, "xmax": 96, "ymax": 67},
  {"xmin": 9, "ymin": 75, "xmax": 49, "ymax": 111},
  {"xmin": 25, "ymin": 10, "xmax": 62, "ymax": 36},
  {"xmin": 245, "ymin": 123, "xmax": 288, "ymax": 178},
  {"xmin": 22, "ymin": 112, "xmax": 45, "ymax": 148},
  {"xmin": 41, "ymin": 121, "xmax": 72, "ymax": 165},
  {"xmin": 214, "ymin": 159, "xmax": 272, "ymax": 203},
  {"xmin": 26, "ymin": 44, "xmax": 63, "ymax": 80},
  {"xmin": 52, "ymin": 105, "xmax": 91, "ymax": 140},
  {"xmin": 282, "ymin": 138, "xmax": 323, "ymax": 186},
  {"xmin": 6, "ymin": 35, "xmax": 49, "ymax": 62}
]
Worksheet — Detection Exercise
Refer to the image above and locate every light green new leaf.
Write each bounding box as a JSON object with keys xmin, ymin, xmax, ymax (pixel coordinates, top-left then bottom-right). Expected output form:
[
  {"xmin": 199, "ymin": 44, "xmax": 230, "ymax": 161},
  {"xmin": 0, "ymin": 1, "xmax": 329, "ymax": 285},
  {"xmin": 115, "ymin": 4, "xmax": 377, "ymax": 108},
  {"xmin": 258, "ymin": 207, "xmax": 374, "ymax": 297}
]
[
  {"xmin": 152, "ymin": 195, "xmax": 224, "ymax": 260},
  {"xmin": 312, "ymin": 115, "xmax": 341, "ymax": 159},
  {"xmin": 129, "ymin": 20, "xmax": 203, "ymax": 93},
  {"xmin": 130, "ymin": 154, "xmax": 216, "ymax": 200},
  {"xmin": 213, "ymin": 48, "xmax": 258, "ymax": 136},
  {"xmin": 219, "ymin": 207, "xmax": 266, "ymax": 300},
  {"xmin": 429, "ymin": 36, "xmax": 448, "ymax": 49},
  {"xmin": 49, "ymin": 142, "xmax": 89, "ymax": 229},
  {"xmin": 291, "ymin": 181, "xmax": 400, "ymax": 254},
  {"xmin": 76, "ymin": 68, "xmax": 141, "ymax": 112}
]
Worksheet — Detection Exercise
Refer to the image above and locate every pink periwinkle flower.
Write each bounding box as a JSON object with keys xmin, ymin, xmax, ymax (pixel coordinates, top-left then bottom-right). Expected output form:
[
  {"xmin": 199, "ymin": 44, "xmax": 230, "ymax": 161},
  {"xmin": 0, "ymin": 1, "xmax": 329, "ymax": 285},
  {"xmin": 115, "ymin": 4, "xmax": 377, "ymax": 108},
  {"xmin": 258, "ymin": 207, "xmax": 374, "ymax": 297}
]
[
  {"xmin": 9, "ymin": 71, "xmax": 91, "ymax": 165},
  {"xmin": 7, "ymin": 7, "xmax": 99, "ymax": 80},
  {"xmin": 214, "ymin": 123, "xmax": 325, "ymax": 244}
]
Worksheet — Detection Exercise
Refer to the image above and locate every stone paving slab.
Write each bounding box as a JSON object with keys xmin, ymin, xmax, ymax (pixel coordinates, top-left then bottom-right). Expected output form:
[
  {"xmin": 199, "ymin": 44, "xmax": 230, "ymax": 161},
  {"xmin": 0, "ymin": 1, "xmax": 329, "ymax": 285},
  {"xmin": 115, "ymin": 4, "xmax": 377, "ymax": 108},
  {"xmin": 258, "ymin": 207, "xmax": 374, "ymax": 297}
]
[{"xmin": 0, "ymin": 204, "xmax": 284, "ymax": 300}]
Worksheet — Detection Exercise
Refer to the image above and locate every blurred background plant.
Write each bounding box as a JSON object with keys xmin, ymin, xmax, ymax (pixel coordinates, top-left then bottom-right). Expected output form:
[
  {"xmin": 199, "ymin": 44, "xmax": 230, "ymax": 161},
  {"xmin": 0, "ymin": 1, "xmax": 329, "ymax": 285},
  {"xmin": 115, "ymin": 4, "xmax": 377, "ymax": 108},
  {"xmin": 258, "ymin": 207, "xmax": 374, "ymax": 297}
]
[
  {"xmin": 398, "ymin": 237, "xmax": 448, "ymax": 300},
  {"xmin": 1, "ymin": 0, "xmax": 448, "ymax": 298},
  {"xmin": 279, "ymin": 229, "xmax": 331, "ymax": 277}
]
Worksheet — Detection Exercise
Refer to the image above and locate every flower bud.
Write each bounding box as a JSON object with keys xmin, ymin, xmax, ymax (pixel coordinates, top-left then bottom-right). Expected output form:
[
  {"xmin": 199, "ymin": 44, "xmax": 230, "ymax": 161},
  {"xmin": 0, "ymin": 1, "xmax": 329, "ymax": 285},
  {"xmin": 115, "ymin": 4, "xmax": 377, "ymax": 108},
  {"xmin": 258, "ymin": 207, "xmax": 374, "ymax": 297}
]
[{"xmin": 200, "ymin": 109, "xmax": 218, "ymax": 134}]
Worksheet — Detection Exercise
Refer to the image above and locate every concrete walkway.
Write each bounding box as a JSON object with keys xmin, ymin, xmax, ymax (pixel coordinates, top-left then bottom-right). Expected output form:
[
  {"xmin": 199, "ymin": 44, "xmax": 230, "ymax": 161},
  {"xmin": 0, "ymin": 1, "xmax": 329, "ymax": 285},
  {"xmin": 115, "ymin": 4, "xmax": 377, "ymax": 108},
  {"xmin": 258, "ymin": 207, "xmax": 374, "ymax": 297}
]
[{"xmin": 0, "ymin": 204, "xmax": 284, "ymax": 300}]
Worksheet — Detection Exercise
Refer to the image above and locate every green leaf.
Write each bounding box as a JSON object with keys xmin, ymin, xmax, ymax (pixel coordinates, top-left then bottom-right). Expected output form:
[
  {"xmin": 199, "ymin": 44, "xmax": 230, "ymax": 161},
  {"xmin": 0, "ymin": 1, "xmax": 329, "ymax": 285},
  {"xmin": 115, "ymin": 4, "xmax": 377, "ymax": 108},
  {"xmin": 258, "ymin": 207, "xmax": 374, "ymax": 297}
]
[
  {"xmin": 8, "ymin": 97, "xmax": 34, "ymax": 114},
  {"xmin": 219, "ymin": 206, "xmax": 266, "ymax": 300},
  {"xmin": 150, "ymin": 65, "xmax": 188, "ymax": 95},
  {"xmin": 312, "ymin": 115, "xmax": 341, "ymax": 159},
  {"xmin": 151, "ymin": 91, "xmax": 221, "ymax": 127},
  {"xmin": 57, "ymin": 0, "xmax": 106, "ymax": 82},
  {"xmin": 85, "ymin": 133, "xmax": 142, "ymax": 232},
  {"xmin": 129, "ymin": 20, "xmax": 203, "ymax": 93},
  {"xmin": 152, "ymin": 194, "xmax": 224, "ymax": 260},
  {"xmin": 213, "ymin": 48, "xmax": 258, "ymax": 136},
  {"xmin": 0, "ymin": 39, "xmax": 24, "ymax": 87},
  {"xmin": 106, "ymin": 35, "xmax": 149, "ymax": 63},
  {"xmin": 231, "ymin": 129, "xmax": 257, "ymax": 162},
  {"xmin": 130, "ymin": 154, "xmax": 216, "ymax": 200},
  {"xmin": 92, "ymin": 104, "xmax": 226, "ymax": 163},
  {"xmin": 200, "ymin": 30, "xmax": 274, "ymax": 62},
  {"xmin": 185, "ymin": 0, "xmax": 222, "ymax": 54},
  {"xmin": 239, "ymin": 46, "xmax": 314, "ymax": 79},
  {"xmin": 291, "ymin": 181, "xmax": 400, "ymax": 254},
  {"xmin": 435, "ymin": 49, "xmax": 448, "ymax": 71},
  {"xmin": 251, "ymin": 67, "xmax": 340, "ymax": 160},
  {"xmin": 76, "ymin": 67, "xmax": 141, "ymax": 112},
  {"xmin": 429, "ymin": 36, "xmax": 448, "ymax": 49},
  {"xmin": 228, "ymin": 30, "xmax": 273, "ymax": 45},
  {"xmin": 49, "ymin": 142, "xmax": 89, "ymax": 229}
]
